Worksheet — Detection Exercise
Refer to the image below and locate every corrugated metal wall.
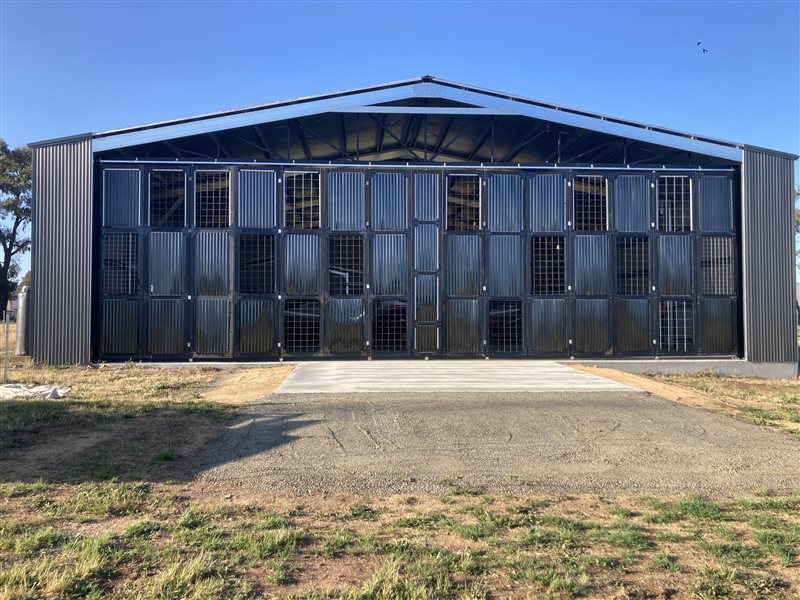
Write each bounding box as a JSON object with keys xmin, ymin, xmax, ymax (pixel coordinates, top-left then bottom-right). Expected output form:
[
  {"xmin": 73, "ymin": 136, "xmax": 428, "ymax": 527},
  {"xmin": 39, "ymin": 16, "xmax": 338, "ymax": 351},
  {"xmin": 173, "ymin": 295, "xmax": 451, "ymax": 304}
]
[
  {"xmin": 74, "ymin": 161, "xmax": 795, "ymax": 363},
  {"xmin": 487, "ymin": 174, "xmax": 523, "ymax": 232},
  {"xmin": 31, "ymin": 137, "xmax": 93, "ymax": 364},
  {"xmin": 329, "ymin": 172, "xmax": 365, "ymax": 230},
  {"xmin": 239, "ymin": 170, "xmax": 276, "ymax": 228},
  {"xmin": 742, "ymin": 149, "xmax": 797, "ymax": 364}
]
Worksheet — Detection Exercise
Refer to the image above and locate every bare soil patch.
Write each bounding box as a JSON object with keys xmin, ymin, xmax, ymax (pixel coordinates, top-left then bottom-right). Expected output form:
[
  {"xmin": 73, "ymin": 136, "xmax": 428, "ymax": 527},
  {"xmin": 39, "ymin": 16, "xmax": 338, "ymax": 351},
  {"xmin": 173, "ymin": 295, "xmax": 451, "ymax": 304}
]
[{"xmin": 0, "ymin": 364, "xmax": 294, "ymax": 483}]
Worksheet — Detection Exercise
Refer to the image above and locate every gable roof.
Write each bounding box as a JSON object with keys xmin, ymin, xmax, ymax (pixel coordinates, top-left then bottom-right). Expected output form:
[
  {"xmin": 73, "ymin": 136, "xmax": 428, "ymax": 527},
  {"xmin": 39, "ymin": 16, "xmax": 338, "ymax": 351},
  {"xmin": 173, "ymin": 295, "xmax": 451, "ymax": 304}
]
[{"xmin": 34, "ymin": 76, "xmax": 797, "ymax": 161}]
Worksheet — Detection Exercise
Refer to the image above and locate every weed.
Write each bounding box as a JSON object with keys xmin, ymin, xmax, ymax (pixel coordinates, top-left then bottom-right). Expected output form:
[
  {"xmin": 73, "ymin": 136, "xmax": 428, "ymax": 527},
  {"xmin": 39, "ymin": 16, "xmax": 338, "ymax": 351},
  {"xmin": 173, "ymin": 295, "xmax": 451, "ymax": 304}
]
[
  {"xmin": 648, "ymin": 552, "xmax": 680, "ymax": 572},
  {"xmin": 753, "ymin": 528, "xmax": 799, "ymax": 567},
  {"xmin": 697, "ymin": 540, "xmax": 763, "ymax": 568},
  {"xmin": 321, "ymin": 527, "xmax": 354, "ymax": 559},
  {"xmin": 158, "ymin": 448, "xmax": 175, "ymax": 462}
]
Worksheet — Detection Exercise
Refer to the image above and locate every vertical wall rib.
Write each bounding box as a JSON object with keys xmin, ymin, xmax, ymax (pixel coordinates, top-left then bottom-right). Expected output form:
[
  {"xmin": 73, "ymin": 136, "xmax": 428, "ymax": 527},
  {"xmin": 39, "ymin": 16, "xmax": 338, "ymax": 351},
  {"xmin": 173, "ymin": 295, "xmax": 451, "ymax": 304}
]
[
  {"xmin": 31, "ymin": 137, "xmax": 93, "ymax": 364},
  {"xmin": 742, "ymin": 149, "xmax": 797, "ymax": 364}
]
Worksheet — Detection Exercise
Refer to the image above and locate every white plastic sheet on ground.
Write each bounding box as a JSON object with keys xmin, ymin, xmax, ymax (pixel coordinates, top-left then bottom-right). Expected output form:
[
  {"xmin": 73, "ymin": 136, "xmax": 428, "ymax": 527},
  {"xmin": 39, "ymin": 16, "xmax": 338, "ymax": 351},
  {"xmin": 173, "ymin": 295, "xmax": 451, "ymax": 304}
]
[{"xmin": 0, "ymin": 385, "xmax": 70, "ymax": 400}]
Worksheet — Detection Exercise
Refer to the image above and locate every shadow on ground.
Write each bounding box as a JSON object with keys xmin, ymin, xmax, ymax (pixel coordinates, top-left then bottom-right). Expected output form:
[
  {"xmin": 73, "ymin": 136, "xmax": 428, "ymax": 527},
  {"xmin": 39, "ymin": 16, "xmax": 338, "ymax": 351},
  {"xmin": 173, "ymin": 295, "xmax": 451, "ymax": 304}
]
[{"xmin": 0, "ymin": 401, "xmax": 315, "ymax": 484}]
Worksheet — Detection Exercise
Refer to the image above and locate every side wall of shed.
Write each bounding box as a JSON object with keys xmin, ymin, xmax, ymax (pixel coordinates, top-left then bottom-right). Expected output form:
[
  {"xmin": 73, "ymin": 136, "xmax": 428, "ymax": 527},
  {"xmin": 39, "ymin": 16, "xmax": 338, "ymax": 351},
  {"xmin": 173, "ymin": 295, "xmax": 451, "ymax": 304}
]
[
  {"xmin": 30, "ymin": 137, "xmax": 93, "ymax": 364},
  {"xmin": 741, "ymin": 148, "xmax": 797, "ymax": 368}
]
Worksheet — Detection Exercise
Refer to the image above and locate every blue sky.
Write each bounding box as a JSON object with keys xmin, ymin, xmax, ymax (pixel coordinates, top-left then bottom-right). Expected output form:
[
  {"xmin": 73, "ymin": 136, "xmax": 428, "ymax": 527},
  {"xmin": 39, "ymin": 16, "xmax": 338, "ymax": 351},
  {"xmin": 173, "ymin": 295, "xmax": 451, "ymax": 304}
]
[{"xmin": 1, "ymin": 0, "xmax": 798, "ymax": 275}]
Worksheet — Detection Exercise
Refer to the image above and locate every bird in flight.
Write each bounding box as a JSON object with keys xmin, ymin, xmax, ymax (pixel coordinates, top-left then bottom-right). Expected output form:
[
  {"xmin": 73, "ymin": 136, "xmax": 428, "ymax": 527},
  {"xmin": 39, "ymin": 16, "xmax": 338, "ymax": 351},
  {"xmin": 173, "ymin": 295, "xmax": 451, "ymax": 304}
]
[{"xmin": 697, "ymin": 41, "xmax": 710, "ymax": 54}]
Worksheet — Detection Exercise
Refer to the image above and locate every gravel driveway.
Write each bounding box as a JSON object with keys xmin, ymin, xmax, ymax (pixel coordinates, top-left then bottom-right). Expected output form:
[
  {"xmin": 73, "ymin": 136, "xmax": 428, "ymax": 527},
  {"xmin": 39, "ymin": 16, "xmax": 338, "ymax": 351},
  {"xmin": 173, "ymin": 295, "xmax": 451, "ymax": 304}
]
[{"xmin": 200, "ymin": 391, "xmax": 800, "ymax": 496}]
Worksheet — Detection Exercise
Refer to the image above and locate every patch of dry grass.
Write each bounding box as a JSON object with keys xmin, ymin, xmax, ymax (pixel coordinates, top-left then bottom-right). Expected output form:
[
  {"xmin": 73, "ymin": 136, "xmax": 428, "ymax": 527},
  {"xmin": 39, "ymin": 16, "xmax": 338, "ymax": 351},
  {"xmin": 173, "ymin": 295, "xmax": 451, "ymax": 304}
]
[
  {"xmin": 0, "ymin": 483, "xmax": 797, "ymax": 599},
  {"xmin": 0, "ymin": 365, "xmax": 293, "ymax": 479}
]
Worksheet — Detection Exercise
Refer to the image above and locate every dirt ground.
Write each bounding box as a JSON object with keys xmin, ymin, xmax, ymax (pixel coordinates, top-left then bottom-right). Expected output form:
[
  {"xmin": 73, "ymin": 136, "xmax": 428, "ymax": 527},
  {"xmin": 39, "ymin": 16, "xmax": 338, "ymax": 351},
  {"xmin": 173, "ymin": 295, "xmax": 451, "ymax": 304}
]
[{"xmin": 0, "ymin": 365, "xmax": 294, "ymax": 483}]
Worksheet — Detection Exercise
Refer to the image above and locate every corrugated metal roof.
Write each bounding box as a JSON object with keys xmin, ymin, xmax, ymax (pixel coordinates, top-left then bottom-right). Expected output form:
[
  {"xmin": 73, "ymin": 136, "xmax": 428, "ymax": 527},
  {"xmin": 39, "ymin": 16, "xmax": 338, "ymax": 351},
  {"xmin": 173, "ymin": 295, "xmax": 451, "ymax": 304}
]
[{"xmin": 30, "ymin": 76, "xmax": 798, "ymax": 160}]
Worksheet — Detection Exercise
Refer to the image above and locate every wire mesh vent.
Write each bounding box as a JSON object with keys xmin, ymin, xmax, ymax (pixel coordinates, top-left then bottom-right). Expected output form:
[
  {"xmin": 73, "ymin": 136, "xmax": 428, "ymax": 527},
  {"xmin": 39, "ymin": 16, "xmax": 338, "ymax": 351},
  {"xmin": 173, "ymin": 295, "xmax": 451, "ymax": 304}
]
[
  {"xmin": 488, "ymin": 301, "xmax": 523, "ymax": 353},
  {"xmin": 284, "ymin": 300, "xmax": 320, "ymax": 353},
  {"xmin": 659, "ymin": 300, "xmax": 694, "ymax": 352},
  {"xmin": 657, "ymin": 176, "xmax": 692, "ymax": 232},
  {"xmin": 373, "ymin": 300, "xmax": 407, "ymax": 352},
  {"xmin": 239, "ymin": 234, "xmax": 275, "ymax": 294},
  {"xmin": 617, "ymin": 237, "xmax": 649, "ymax": 295},
  {"xmin": 573, "ymin": 176, "xmax": 607, "ymax": 231},
  {"xmin": 285, "ymin": 172, "xmax": 320, "ymax": 229},
  {"xmin": 103, "ymin": 233, "xmax": 138, "ymax": 295},
  {"xmin": 531, "ymin": 236, "xmax": 565, "ymax": 295},
  {"xmin": 195, "ymin": 171, "xmax": 230, "ymax": 228},
  {"xmin": 150, "ymin": 171, "xmax": 185, "ymax": 228},
  {"xmin": 702, "ymin": 237, "xmax": 734, "ymax": 295},
  {"xmin": 329, "ymin": 235, "xmax": 364, "ymax": 295},
  {"xmin": 447, "ymin": 175, "xmax": 480, "ymax": 231}
]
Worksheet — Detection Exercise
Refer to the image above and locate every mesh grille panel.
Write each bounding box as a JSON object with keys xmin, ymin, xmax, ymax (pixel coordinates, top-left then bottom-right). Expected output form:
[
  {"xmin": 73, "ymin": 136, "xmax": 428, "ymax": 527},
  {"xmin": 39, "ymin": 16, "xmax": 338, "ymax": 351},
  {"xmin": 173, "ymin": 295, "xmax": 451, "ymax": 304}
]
[
  {"xmin": 103, "ymin": 233, "xmax": 138, "ymax": 295},
  {"xmin": 657, "ymin": 176, "xmax": 692, "ymax": 232},
  {"xmin": 531, "ymin": 236, "xmax": 565, "ymax": 295},
  {"xmin": 373, "ymin": 300, "xmax": 407, "ymax": 352},
  {"xmin": 447, "ymin": 175, "xmax": 480, "ymax": 231},
  {"xmin": 489, "ymin": 301, "xmax": 523, "ymax": 353},
  {"xmin": 239, "ymin": 234, "xmax": 275, "ymax": 294},
  {"xmin": 702, "ymin": 237, "xmax": 734, "ymax": 295},
  {"xmin": 617, "ymin": 237, "xmax": 649, "ymax": 295},
  {"xmin": 329, "ymin": 236, "xmax": 364, "ymax": 295},
  {"xmin": 284, "ymin": 300, "xmax": 320, "ymax": 353},
  {"xmin": 195, "ymin": 171, "xmax": 230, "ymax": 228},
  {"xmin": 574, "ymin": 176, "xmax": 607, "ymax": 231},
  {"xmin": 660, "ymin": 300, "xmax": 694, "ymax": 352},
  {"xmin": 285, "ymin": 172, "xmax": 320, "ymax": 229},
  {"xmin": 150, "ymin": 171, "xmax": 185, "ymax": 228}
]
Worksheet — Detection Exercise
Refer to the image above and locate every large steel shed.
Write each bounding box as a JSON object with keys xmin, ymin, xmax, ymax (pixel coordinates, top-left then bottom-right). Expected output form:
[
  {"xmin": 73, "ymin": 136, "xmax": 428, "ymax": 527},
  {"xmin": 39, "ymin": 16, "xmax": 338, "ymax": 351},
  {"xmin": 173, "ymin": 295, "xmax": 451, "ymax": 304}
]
[{"xmin": 28, "ymin": 77, "xmax": 798, "ymax": 374}]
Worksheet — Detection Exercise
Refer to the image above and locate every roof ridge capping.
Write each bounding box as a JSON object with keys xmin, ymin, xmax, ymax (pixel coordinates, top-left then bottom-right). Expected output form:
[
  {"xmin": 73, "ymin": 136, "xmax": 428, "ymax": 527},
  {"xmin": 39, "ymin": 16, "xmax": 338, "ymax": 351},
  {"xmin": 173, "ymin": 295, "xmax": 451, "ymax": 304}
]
[{"xmin": 31, "ymin": 76, "xmax": 798, "ymax": 160}]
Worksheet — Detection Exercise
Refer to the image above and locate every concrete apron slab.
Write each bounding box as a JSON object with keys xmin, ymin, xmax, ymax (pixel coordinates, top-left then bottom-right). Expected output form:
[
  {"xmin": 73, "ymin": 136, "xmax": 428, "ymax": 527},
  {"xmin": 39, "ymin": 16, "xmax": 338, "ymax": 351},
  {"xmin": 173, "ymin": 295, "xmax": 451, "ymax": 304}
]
[{"xmin": 277, "ymin": 360, "xmax": 638, "ymax": 393}]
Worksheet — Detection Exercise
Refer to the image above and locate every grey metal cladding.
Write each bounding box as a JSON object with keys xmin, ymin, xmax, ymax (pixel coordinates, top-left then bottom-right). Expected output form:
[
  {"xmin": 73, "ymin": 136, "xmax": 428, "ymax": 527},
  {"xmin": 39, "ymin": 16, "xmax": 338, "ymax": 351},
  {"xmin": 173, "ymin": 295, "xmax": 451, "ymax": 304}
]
[
  {"xmin": 238, "ymin": 170, "xmax": 276, "ymax": 229},
  {"xmin": 149, "ymin": 232, "xmax": 185, "ymax": 295},
  {"xmin": 101, "ymin": 300, "xmax": 138, "ymax": 355},
  {"xmin": 30, "ymin": 137, "xmax": 93, "ymax": 364},
  {"xmin": 658, "ymin": 236, "xmax": 692, "ymax": 295},
  {"xmin": 238, "ymin": 299, "xmax": 278, "ymax": 354},
  {"xmin": 530, "ymin": 299, "xmax": 567, "ymax": 353},
  {"xmin": 575, "ymin": 299, "xmax": 611, "ymax": 354},
  {"xmin": 615, "ymin": 299, "xmax": 650, "ymax": 353},
  {"xmin": 148, "ymin": 299, "xmax": 185, "ymax": 355},
  {"xmin": 415, "ymin": 274, "xmax": 438, "ymax": 321},
  {"xmin": 414, "ymin": 224, "xmax": 439, "ymax": 271},
  {"xmin": 699, "ymin": 176, "xmax": 733, "ymax": 233},
  {"xmin": 742, "ymin": 149, "xmax": 797, "ymax": 364},
  {"xmin": 445, "ymin": 235, "xmax": 480, "ymax": 296},
  {"xmin": 446, "ymin": 299, "xmax": 481, "ymax": 353},
  {"xmin": 415, "ymin": 325, "xmax": 438, "ymax": 353},
  {"xmin": 194, "ymin": 232, "xmax": 229, "ymax": 295},
  {"xmin": 701, "ymin": 298, "xmax": 735, "ymax": 355},
  {"xmin": 328, "ymin": 171, "xmax": 365, "ymax": 230},
  {"xmin": 372, "ymin": 173, "xmax": 407, "ymax": 230},
  {"xmin": 614, "ymin": 175, "xmax": 649, "ymax": 232},
  {"xmin": 328, "ymin": 298, "xmax": 364, "ymax": 353},
  {"xmin": 487, "ymin": 174, "xmax": 523, "ymax": 232},
  {"xmin": 195, "ymin": 298, "xmax": 229, "ymax": 355},
  {"xmin": 487, "ymin": 236, "xmax": 523, "ymax": 296},
  {"xmin": 103, "ymin": 169, "xmax": 140, "ymax": 227},
  {"xmin": 414, "ymin": 172, "xmax": 439, "ymax": 221},
  {"xmin": 574, "ymin": 236, "xmax": 610, "ymax": 295},
  {"xmin": 530, "ymin": 174, "xmax": 565, "ymax": 232},
  {"xmin": 285, "ymin": 234, "xmax": 321, "ymax": 295},
  {"xmin": 372, "ymin": 234, "xmax": 407, "ymax": 295}
]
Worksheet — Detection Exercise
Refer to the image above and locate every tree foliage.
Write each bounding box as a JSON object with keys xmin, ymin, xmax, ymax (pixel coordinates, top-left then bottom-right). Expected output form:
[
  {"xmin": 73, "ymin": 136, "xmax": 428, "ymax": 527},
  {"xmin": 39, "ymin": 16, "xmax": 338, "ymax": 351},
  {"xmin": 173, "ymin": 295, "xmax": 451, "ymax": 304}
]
[{"xmin": 0, "ymin": 139, "xmax": 32, "ymax": 311}]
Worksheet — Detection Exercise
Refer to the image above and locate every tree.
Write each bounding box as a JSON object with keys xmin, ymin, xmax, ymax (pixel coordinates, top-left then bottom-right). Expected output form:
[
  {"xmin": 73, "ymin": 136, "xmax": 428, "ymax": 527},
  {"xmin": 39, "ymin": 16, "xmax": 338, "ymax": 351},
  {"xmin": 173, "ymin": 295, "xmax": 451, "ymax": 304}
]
[{"xmin": 0, "ymin": 140, "xmax": 32, "ymax": 313}]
